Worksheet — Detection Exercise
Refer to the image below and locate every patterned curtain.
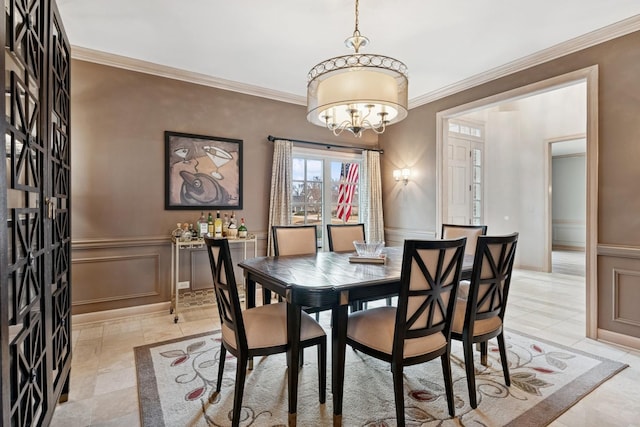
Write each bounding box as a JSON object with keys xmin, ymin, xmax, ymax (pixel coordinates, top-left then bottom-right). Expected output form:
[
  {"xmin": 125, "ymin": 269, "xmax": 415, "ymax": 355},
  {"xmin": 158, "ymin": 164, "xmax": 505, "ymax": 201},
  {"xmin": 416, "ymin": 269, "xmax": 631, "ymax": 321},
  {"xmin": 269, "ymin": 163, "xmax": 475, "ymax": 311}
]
[
  {"xmin": 361, "ymin": 150, "xmax": 385, "ymax": 242},
  {"xmin": 267, "ymin": 139, "xmax": 293, "ymax": 255}
]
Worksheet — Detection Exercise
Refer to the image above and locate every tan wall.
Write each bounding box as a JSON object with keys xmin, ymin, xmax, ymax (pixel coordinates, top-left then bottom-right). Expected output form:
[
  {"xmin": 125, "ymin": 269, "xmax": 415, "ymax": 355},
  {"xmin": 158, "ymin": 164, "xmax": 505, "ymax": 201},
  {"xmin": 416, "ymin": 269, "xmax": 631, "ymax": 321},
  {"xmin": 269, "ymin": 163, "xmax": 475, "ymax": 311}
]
[
  {"xmin": 71, "ymin": 60, "xmax": 374, "ymax": 314},
  {"xmin": 73, "ymin": 30, "xmax": 640, "ymax": 343},
  {"xmin": 379, "ymin": 30, "xmax": 640, "ymax": 341}
]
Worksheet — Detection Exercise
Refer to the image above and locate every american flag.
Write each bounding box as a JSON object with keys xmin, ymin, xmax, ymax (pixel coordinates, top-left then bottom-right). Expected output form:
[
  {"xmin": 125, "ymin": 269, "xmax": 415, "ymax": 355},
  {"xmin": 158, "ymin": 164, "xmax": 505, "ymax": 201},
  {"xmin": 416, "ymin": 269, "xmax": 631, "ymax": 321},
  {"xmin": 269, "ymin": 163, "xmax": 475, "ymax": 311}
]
[{"xmin": 336, "ymin": 163, "xmax": 359, "ymax": 222}]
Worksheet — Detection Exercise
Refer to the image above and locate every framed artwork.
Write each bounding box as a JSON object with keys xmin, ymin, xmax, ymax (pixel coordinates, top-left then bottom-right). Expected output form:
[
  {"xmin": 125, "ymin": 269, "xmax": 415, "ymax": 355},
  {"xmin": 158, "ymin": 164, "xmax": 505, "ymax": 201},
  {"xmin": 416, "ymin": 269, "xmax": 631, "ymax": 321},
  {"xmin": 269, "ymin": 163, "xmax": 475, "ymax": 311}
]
[{"xmin": 165, "ymin": 131, "xmax": 243, "ymax": 210}]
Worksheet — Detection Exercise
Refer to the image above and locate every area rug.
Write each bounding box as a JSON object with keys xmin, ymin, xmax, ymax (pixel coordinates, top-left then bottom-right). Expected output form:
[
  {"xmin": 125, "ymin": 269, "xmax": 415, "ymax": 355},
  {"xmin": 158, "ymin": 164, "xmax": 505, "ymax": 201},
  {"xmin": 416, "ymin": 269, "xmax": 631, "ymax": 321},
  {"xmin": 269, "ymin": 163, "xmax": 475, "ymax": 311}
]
[{"xmin": 134, "ymin": 328, "xmax": 626, "ymax": 426}]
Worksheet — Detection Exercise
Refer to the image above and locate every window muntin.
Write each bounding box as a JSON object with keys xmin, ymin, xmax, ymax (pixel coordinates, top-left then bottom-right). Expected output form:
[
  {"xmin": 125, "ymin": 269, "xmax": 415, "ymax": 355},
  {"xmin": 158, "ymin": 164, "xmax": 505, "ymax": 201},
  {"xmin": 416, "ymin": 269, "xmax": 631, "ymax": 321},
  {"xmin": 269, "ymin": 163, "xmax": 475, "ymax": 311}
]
[{"xmin": 292, "ymin": 148, "xmax": 361, "ymax": 249}]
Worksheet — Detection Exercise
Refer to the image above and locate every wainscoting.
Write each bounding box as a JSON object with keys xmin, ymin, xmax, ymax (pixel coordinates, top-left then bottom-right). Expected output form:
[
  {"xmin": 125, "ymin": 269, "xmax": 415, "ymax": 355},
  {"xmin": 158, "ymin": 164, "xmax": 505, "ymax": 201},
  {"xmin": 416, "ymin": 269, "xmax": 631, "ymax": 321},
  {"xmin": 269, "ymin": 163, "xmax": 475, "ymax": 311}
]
[
  {"xmin": 597, "ymin": 245, "xmax": 640, "ymax": 348},
  {"xmin": 552, "ymin": 220, "xmax": 586, "ymax": 250},
  {"xmin": 71, "ymin": 234, "xmax": 268, "ymax": 315}
]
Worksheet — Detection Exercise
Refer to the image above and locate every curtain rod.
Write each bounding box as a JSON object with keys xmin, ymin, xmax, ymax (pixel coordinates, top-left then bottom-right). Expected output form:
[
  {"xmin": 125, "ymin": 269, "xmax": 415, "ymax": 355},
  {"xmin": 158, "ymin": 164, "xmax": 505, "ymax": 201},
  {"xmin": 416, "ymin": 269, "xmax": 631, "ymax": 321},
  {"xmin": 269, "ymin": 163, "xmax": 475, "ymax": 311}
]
[{"xmin": 267, "ymin": 135, "xmax": 383, "ymax": 154}]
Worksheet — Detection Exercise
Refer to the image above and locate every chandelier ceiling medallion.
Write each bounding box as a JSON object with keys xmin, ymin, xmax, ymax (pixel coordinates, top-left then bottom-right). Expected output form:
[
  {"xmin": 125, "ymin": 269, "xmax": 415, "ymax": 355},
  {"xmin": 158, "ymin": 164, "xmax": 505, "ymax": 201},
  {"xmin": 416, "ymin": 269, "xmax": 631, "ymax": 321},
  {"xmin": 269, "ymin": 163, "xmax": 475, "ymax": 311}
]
[{"xmin": 306, "ymin": 0, "xmax": 408, "ymax": 137}]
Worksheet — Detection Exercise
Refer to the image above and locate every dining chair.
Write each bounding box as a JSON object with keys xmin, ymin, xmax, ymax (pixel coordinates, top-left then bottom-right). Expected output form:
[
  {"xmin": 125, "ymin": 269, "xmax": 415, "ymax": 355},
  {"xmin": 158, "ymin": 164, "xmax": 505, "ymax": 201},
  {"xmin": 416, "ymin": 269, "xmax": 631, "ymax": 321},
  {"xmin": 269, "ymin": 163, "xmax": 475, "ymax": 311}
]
[
  {"xmin": 441, "ymin": 223, "xmax": 488, "ymax": 257},
  {"xmin": 271, "ymin": 225, "xmax": 325, "ymax": 321},
  {"xmin": 345, "ymin": 237, "xmax": 467, "ymax": 425},
  {"xmin": 272, "ymin": 224, "xmax": 318, "ymax": 256},
  {"xmin": 204, "ymin": 237, "xmax": 327, "ymax": 426},
  {"xmin": 326, "ymin": 223, "xmax": 365, "ymax": 252},
  {"xmin": 269, "ymin": 224, "xmax": 317, "ymax": 304},
  {"xmin": 327, "ymin": 223, "xmax": 392, "ymax": 310},
  {"xmin": 450, "ymin": 232, "xmax": 518, "ymax": 409}
]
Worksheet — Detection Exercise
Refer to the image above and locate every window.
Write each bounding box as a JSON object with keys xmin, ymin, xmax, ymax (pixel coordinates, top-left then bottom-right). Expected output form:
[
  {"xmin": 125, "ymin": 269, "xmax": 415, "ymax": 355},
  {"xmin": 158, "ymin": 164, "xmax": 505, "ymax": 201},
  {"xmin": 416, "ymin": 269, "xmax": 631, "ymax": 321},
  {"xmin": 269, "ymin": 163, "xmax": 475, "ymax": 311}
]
[{"xmin": 292, "ymin": 148, "xmax": 361, "ymax": 249}]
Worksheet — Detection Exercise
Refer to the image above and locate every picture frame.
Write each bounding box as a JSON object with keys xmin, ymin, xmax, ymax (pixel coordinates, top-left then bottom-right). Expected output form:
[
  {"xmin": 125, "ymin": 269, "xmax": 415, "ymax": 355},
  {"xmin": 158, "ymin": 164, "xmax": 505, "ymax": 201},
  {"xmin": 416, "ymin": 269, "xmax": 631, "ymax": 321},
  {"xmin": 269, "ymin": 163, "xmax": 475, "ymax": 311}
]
[{"xmin": 165, "ymin": 131, "xmax": 243, "ymax": 210}]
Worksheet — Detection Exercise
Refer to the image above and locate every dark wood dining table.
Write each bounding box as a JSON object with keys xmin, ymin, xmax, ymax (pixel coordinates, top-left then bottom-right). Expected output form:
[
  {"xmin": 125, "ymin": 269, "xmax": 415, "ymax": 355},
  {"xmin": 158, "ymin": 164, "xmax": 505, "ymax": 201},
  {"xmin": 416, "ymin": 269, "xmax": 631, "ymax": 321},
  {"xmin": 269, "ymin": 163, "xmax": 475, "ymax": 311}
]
[{"xmin": 239, "ymin": 246, "xmax": 472, "ymax": 426}]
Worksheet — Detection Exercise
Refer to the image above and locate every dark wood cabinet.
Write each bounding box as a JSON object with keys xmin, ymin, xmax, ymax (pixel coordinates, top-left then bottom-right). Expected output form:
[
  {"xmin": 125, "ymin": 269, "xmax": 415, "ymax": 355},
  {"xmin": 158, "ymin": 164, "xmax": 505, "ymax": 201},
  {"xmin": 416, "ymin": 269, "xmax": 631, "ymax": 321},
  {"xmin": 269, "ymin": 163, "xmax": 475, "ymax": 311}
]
[{"xmin": 1, "ymin": 0, "xmax": 71, "ymax": 425}]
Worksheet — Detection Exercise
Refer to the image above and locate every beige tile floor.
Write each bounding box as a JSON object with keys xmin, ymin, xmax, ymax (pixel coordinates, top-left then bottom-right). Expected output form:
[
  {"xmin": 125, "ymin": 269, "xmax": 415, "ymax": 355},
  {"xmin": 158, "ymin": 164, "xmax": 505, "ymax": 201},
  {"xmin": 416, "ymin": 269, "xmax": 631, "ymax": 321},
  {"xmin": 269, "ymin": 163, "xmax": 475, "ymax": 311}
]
[{"xmin": 50, "ymin": 264, "xmax": 640, "ymax": 426}]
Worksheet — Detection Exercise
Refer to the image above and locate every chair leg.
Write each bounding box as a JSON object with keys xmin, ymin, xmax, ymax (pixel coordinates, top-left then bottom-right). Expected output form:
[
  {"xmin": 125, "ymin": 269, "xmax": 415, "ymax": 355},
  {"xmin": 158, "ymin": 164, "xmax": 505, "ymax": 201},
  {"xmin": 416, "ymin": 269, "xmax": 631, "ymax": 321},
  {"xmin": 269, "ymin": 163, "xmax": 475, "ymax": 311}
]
[
  {"xmin": 209, "ymin": 344, "xmax": 227, "ymax": 403},
  {"xmin": 299, "ymin": 347, "xmax": 304, "ymax": 367},
  {"xmin": 318, "ymin": 338, "xmax": 327, "ymax": 404},
  {"xmin": 386, "ymin": 296, "xmax": 392, "ymax": 306},
  {"xmin": 480, "ymin": 341, "xmax": 488, "ymax": 366},
  {"xmin": 262, "ymin": 287, "xmax": 271, "ymax": 305},
  {"xmin": 216, "ymin": 344, "xmax": 226, "ymax": 392},
  {"xmin": 391, "ymin": 363, "xmax": 405, "ymax": 427},
  {"xmin": 231, "ymin": 356, "xmax": 248, "ymax": 427},
  {"xmin": 497, "ymin": 332, "xmax": 511, "ymax": 386},
  {"xmin": 349, "ymin": 301, "xmax": 359, "ymax": 312},
  {"xmin": 440, "ymin": 351, "xmax": 456, "ymax": 417},
  {"xmin": 462, "ymin": 337, "xmax": 478, "ymax": 409}
]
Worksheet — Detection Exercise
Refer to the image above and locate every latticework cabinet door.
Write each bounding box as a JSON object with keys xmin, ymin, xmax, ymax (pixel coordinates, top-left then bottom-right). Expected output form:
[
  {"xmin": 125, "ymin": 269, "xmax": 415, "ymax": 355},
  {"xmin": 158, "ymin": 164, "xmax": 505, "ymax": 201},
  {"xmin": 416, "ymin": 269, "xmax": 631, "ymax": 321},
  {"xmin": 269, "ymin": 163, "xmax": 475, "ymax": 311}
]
[{"xmin": 1, "ymin": 0, "xmax": 71, "ymax": 425}]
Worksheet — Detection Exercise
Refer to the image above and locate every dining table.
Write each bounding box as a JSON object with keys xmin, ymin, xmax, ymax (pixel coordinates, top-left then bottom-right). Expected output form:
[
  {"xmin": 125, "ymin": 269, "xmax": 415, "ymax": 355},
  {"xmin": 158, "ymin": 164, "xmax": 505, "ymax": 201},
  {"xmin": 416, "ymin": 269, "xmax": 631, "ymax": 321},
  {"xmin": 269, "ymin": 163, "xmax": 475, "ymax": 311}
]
[{"xmin": 238, "ymin": 246, "xmax": 473, "ymax": 426}]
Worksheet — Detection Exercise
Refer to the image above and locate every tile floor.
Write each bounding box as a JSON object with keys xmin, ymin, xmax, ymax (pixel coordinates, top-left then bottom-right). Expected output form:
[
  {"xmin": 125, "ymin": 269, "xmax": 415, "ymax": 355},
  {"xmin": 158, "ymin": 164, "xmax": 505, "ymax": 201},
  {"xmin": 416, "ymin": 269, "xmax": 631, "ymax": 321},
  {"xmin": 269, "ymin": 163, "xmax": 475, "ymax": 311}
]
[{"xmin": 50, "ymin": 262, "xmax": 640, "ymax": 426}]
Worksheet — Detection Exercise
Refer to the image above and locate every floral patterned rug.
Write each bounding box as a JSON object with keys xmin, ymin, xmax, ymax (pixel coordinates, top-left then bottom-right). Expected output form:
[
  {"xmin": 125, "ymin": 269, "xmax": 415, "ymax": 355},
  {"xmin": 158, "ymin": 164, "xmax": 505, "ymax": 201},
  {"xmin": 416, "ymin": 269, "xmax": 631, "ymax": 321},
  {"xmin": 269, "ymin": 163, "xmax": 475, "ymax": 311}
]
[{"xmin": 134, "ymin": 328, "xmax": 626, "ymax": 426}]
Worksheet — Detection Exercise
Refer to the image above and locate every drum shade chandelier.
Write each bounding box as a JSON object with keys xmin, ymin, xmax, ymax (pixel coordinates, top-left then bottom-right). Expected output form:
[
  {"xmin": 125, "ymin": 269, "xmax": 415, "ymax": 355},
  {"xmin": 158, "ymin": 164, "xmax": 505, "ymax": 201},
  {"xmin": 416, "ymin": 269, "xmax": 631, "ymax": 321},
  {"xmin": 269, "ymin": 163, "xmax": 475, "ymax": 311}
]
[{"xmin": 306, "ymin": 0, "xmax": 408, "ymax": 137}]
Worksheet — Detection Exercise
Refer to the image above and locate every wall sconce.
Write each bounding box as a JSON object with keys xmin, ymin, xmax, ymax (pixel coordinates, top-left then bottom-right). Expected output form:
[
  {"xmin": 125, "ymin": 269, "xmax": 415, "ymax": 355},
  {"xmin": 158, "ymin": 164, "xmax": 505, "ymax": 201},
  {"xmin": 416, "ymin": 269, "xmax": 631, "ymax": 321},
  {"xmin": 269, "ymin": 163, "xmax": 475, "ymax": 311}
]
[{"xmin": 393, "ymin": 168, "xmax": 411, "ymax": 185}]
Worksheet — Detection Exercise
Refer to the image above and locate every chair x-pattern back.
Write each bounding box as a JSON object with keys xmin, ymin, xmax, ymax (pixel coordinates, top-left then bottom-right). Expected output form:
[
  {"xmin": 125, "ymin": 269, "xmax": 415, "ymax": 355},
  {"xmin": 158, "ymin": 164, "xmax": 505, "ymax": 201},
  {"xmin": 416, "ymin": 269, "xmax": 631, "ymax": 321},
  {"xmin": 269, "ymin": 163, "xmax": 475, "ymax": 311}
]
[
  {"xmin": 451, "ymin": 232, "xmax": 518, "ymax": 409},
  {"xmin": 345, "ymin": 237, "xmax": 467, "ymax": 426}
]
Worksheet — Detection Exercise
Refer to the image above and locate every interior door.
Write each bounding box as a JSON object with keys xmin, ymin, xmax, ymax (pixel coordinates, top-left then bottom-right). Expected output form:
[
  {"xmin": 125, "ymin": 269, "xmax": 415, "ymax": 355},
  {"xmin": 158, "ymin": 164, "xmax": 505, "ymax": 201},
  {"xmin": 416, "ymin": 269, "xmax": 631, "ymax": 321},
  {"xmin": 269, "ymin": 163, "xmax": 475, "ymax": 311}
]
[{"xmin": 447, "ymin": 136, "xmax": 471, "ymax": 224}]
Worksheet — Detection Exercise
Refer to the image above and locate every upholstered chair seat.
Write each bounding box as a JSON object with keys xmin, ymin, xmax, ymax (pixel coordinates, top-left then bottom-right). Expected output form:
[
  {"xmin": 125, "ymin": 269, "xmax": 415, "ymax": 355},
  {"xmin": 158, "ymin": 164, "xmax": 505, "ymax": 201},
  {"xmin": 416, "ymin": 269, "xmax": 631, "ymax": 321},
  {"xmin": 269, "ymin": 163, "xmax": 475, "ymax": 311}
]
[
  {"xmin": 221, "ymin": 302, "xmax": 326, "ymax": 351},
  {"xmin": 452, "ymin": 298, "xmax": 503, "ymax": 337},
  {"xmin": 347, "ymin": 306, "xmax": 447, "ymax": 358}
]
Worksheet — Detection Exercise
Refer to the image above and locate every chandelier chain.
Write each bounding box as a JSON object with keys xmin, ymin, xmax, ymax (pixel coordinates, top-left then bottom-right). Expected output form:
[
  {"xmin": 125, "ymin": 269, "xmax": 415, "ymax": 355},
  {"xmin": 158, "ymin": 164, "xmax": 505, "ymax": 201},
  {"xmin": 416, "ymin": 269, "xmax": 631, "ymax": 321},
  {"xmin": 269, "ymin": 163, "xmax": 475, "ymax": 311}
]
[{"xmin": 354, "ymin": 0, "xmax": 360, "ymax": 35}]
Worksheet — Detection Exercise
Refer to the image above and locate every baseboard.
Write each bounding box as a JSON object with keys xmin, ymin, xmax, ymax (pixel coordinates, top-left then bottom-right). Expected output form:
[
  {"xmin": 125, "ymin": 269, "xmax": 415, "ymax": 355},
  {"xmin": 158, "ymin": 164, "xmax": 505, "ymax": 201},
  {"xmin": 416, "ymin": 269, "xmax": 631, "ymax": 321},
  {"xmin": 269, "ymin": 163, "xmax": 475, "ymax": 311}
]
[
  {"xmin": 72, "ymin": 302, "xmax": 171, "ymax": 325},
  {"xmin": 597, "ymin": 328, "xmax": 640, "ymax": 352},
  {"xmin": 553, "ymin": 245, "xmax": 585, "ymax": 251},
  {"xmin": 516, "ymin": 264, "xmax": 546, "ymax": 272}
]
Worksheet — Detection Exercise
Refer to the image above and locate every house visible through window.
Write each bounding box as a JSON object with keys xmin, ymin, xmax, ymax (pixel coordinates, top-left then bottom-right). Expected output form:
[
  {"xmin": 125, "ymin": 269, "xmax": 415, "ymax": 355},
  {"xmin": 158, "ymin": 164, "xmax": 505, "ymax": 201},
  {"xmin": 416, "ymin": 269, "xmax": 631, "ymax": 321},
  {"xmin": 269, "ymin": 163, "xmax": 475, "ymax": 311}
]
[{"xmin": 292, "ymin": 148, "xmax": 361, "ymax": 249}]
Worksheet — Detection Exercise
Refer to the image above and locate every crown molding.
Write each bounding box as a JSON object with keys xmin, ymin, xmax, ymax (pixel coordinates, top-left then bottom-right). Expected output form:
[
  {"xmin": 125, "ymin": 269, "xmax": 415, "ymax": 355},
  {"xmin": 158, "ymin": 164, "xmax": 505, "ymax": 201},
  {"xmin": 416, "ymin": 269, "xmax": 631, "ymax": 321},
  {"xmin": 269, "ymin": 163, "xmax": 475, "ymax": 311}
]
[
  {"xmin": 71, "ymin": 46, "xmax": 307, "ymax": 106},
  {"xmin": 72, "ymin": 15, "xmax": 640, "ymax": 109},
  {"xmin": 409, "ymin": 15, "xmax": 640, "ymax": 108}
]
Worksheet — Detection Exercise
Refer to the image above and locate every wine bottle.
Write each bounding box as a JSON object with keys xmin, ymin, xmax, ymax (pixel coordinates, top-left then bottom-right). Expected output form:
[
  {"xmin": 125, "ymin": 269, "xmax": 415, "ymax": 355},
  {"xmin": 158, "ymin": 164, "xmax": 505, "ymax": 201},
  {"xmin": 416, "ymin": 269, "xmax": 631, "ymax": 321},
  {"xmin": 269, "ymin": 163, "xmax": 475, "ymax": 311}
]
[
  {"xmin": 228, "ymin": 211, "xmax": 238, "ymax": 238},
  {"xmin": 207, "ymin": 212, "xmax": 214, "ymax": 237},
  {"xmin": 238, "ymin": 218, "xmax": 248, "ymax": 238},
  {"xmin": 198, "ymin": 212, "xmax": 207, "ymax": 238},
  {"xmin": 222, "ymin": 214, "xmax": 229, "ymax": 237},
  {"xmin": 214, "ymin": 210, "xmax": 223, "ymax": 238}
]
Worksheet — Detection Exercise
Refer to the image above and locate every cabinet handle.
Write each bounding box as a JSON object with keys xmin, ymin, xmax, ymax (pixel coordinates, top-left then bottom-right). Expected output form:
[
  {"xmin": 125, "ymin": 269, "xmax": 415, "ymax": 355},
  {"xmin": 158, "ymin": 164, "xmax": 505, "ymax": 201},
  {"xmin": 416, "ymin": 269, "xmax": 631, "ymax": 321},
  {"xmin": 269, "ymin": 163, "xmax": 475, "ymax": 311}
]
[{"xmin": 45, "ymin": 197, "xmax": 56, "ymax": 219}]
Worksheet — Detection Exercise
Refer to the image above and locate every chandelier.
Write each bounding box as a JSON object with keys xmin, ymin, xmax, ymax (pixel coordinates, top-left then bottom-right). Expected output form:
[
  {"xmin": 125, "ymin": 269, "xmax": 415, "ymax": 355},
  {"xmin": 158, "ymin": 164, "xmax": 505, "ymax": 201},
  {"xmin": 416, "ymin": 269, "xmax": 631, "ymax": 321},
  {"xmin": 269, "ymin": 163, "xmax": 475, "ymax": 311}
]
[{"xmin": 306, "ymin": 0, "xmax": 408, "ymax": 137}]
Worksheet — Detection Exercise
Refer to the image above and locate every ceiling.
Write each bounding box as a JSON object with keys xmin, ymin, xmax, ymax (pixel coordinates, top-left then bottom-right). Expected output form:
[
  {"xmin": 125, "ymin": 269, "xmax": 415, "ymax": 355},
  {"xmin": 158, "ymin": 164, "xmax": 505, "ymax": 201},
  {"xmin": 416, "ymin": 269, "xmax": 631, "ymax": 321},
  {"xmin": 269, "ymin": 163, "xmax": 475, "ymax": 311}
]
[{"xmin": 57, "ymin": 1, "xmax": 640, "ymax": 106}]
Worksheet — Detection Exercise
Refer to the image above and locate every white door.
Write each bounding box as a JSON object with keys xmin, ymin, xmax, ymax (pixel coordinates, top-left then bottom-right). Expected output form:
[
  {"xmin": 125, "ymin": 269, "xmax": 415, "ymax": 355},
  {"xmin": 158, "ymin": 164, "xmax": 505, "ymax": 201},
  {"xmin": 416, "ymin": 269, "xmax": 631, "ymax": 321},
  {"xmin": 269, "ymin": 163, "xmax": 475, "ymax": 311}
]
[
  {"xmin": 446, "ymin": 120, "xmax": 484, "ymax": 225},
  {"xmin": 447, "ymin": 136, "xmax": 471, "ymax": 224}
]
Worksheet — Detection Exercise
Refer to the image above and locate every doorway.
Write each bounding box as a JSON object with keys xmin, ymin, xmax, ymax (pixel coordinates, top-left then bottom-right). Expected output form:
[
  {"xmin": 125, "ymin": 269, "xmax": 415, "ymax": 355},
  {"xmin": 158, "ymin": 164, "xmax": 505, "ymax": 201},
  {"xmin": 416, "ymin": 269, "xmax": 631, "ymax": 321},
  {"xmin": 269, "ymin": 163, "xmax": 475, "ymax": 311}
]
[
  {"xmin": 548, "ymin": 137, "xmax": 586, "ymax": 277},
  {"xmin": 436, "ymin": 66, "xmax": 598, "ymax": 338}
]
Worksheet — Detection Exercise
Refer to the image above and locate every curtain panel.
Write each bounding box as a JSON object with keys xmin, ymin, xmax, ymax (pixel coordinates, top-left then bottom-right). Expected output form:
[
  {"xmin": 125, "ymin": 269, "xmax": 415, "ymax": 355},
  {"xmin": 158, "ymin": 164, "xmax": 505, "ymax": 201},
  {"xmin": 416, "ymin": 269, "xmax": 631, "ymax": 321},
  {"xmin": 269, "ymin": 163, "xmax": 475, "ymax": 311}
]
[
  {"xmin": 361, "ymin": 150, "xmax": 385, "ymax": 242},
  {"xmin": 266, "ymin": 139, "xmax": 293, "ymax": 255}
]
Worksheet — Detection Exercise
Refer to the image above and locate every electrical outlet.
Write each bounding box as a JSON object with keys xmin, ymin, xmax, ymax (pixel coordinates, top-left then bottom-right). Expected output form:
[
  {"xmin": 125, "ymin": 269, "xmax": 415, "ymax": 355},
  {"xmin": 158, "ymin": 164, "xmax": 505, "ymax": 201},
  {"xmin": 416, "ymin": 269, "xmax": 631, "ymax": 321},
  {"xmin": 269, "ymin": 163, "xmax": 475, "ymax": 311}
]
[{"xmin": 177, "ymin": 281, "xmax": 190, "ymax": 290}]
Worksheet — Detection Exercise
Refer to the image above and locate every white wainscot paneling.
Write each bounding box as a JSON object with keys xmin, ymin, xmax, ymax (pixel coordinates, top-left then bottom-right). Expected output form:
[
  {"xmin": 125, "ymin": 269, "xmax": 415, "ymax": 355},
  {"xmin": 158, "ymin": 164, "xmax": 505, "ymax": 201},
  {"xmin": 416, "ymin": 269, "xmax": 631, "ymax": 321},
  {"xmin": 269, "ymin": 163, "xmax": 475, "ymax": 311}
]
[{"xmin": 552, "ymin": 221, "xmax": 586, "ymax": 248}]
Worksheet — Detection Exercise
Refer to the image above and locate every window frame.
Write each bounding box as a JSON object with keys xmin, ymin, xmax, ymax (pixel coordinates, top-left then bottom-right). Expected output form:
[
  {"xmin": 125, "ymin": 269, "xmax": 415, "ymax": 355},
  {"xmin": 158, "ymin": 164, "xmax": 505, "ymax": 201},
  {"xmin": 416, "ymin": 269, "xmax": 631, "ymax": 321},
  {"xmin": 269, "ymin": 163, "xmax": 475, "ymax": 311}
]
[{"xmin": 292, "ymin": 147, "xmax": 362, "ymax": 250}]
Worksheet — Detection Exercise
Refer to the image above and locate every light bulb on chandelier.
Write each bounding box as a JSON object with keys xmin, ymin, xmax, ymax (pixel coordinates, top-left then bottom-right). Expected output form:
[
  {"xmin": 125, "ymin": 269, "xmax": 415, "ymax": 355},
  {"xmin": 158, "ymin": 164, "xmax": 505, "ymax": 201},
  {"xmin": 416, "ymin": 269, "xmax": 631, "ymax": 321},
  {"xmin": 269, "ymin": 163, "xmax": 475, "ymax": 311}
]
[{"xmin": 306, "ymin": 0, "xmax": 408, "ymax": 137}]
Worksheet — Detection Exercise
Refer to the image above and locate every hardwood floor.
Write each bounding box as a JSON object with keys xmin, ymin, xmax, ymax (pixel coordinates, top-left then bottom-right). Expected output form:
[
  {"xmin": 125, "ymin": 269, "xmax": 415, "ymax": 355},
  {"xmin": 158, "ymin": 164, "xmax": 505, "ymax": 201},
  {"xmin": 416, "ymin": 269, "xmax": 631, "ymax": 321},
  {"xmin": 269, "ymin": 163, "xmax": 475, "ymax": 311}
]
[
  {"xmin": 50, "ymin": 265, "xmax": 639, "ymax": 426},
  {"xmin": 552, "ymin": 249, "xmax": 585, "ymax": 277}
]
